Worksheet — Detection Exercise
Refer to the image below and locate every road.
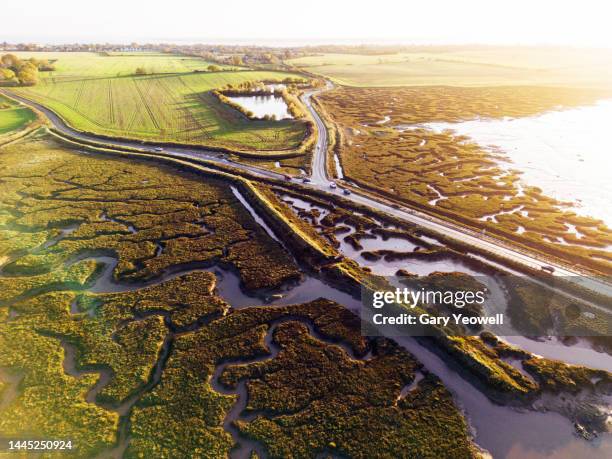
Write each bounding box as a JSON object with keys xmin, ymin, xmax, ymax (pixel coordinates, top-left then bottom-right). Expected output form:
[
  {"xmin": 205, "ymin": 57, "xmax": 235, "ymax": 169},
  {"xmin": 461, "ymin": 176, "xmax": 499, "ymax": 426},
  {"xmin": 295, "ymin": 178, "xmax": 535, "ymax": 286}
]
[
  {"xmin": 4, "ymin": 89, "xmax": 611, "ymax": 298},
  {"xmin": 2, "ymin": 91, "xmax": 286, "ymax": 183},
  {"xmin": 301, "ymin": 88, "xmax": 328, "ymax": 185}
]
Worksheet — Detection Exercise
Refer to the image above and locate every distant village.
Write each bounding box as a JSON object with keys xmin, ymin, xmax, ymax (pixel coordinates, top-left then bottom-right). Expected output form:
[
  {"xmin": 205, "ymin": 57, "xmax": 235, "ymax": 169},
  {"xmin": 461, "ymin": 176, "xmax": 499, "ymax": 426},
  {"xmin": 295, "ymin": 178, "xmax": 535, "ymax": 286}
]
[
  {"xmin": 0, "ymin": 42, "xmax": 301, "ymax": 67},
  {"xmin": 0, "ymin": 41, "xmax": 411, "ymax": 67},
  {"xmin": 0, "ymin": 42, "xmax": 151, "ymax": 53}
]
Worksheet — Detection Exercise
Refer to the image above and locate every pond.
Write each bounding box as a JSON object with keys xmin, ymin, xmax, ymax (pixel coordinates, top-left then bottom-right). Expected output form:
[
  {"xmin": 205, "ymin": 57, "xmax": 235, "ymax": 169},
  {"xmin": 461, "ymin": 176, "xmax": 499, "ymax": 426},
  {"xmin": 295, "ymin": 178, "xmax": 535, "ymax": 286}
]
[
  {"xmin": 423, "ymin": 99, "xmax": 612, "ymax": 227},
  {"xmin": 228, "ymin": 94, "xmax": 293, "ymax": 120}
]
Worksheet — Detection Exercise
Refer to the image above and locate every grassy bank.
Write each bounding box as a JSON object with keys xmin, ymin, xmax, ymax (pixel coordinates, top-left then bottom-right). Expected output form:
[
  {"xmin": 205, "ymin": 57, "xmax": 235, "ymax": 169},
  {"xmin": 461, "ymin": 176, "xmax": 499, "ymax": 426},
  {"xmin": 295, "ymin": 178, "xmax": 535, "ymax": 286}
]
[{"xmin": 0, "ymin": 95, "xmax": 36, "ymax": 135}]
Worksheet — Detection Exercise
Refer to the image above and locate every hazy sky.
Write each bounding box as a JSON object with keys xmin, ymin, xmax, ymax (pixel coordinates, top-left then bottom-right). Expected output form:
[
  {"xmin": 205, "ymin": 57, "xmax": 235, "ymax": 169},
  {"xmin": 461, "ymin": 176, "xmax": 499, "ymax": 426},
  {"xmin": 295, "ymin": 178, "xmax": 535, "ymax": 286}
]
[{"xmin": 3, "ymin": 0, "xmax": 612, "ymax": 47}]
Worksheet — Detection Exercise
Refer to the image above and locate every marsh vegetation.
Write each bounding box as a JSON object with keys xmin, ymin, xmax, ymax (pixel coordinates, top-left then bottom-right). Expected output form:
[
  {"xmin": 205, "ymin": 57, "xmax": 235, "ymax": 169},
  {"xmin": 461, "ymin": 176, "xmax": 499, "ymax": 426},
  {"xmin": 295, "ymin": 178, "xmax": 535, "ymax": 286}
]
[
  {"xmin": 0, "ymin": 135, "xmax": 479, "ymax": 458},
  {"xmin": 316, "ymin": 86, "xmax": 612, "ymax": 274}
]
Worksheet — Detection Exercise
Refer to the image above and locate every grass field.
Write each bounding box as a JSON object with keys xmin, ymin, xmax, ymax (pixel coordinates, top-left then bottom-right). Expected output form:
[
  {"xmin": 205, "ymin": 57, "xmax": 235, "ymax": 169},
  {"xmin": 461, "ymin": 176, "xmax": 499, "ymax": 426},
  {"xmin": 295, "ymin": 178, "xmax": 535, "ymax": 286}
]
[
  {"xmin": 12, "ymin": 51, "xmax": 234, "ymax": 79},
  {"xmin": 0, "ymin": 95, "xmax": 36, "ymax": 135},
  {"xmin": 288, "ymin": 47, "xmax": 612, "ymax": 87},
  {"xmin": 10, "ymin": 53, "xmax": 308, "ymax": 151}
]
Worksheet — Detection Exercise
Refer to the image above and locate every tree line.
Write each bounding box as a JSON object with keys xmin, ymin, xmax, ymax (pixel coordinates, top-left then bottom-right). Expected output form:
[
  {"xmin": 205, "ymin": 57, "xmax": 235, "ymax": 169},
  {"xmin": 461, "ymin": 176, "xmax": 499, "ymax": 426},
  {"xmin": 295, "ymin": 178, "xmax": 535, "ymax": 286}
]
[{"xmin": 0, "ymin": 54, "xmax": 55, "ymax": 86}]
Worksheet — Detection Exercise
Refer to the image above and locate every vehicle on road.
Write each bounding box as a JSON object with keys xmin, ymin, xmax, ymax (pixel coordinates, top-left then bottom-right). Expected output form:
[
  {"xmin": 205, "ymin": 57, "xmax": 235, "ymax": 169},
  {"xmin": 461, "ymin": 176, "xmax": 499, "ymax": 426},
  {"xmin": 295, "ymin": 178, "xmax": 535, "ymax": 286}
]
[
  {"xmin": 541, "ymin": 265, "xmax": 555, "ymax": 274},
  {"xmin": 342, "ymin": 189, "xmax": 351, "ymax": 195},
  {"xmin": 302, "ymin": 177, "xmax": 311, "ymax": 183},
  {"xmin": 154, "ymin": 147, "xmax": 164, "ymax": 152},
  {"xmin": 330, "ymin": 182, "xmax": 337, "ymax": 189},
  {"xmin": 284, "ymin": 175, "xmax": 292, "ymax": 181}
]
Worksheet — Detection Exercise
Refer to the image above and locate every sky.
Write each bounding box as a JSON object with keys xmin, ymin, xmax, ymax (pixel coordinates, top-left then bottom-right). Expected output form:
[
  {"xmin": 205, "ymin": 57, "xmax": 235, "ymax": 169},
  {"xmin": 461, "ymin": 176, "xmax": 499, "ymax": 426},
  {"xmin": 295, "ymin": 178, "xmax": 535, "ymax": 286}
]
[{"xmin": 3, "ymin": 0, "xmax": 612, "ymax": 47}]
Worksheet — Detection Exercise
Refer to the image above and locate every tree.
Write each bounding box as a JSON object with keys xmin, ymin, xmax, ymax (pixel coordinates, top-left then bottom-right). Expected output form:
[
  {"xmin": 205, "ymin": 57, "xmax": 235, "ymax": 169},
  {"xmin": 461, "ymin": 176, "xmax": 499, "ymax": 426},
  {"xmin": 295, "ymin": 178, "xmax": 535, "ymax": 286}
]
[
  {"xmin": 207, "ymin": 64, "xmax": 221, "ymax": 72},
  {"xmin": 37, "ymin": 59, "xmax": 55, "ymax": 71},
  {"xmin": 1, "ymin": 53, "xmax": 20, "ymax": 69},
  {"xmin": 17, "ymin": 63, "xmax": 38, "ymax": 86},
  {"xmin": 231, "ymin": 55, "xmax": 243, "ymax": 66},
  {"xmin": 0, "ymin": 68, "xmax": 16, "ymax": 81},
  {"xmin": 134, "ymin": 67, "xmax": 147, "ymax": 75}
]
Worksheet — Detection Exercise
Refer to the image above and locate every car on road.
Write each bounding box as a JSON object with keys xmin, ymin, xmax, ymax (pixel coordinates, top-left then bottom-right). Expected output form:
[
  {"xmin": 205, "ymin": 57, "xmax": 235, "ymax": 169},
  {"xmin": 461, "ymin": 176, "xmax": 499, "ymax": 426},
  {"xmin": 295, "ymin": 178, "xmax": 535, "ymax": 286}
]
[
  {"xmin": 342, "ymin": 189, "xmax": 351, "ymax": 195},
  {"xmin": 302, "ymin": 177, "xmax": 311, "ymax": 183},
  {"xmin": 154, "ymin": 147, "xmax": 163, "ymax": 152},
  {"xmin": 541, "ymin": 265, "xmax": 555, "ymax": 274},
  {"xmin": 284, "ymin": 175, "xmax": 292, "ymax": 181},
  {"xmin": 330, "ymin": 182, "xmax": 337, "ymax": 189}
]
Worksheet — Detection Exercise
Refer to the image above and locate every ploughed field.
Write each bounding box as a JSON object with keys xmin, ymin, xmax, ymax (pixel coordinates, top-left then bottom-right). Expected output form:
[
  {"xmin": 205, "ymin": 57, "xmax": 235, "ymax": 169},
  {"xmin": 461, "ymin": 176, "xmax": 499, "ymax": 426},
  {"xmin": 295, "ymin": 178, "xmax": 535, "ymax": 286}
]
[
  {"xmin": 316, "ymin": 85, "xmax": 612, "ymax": 274},
  {"xmin": 10, "ymin": 52, "xmax": 308, "ymax": 152},
  {"xmin": 0, "ymin": 135, "xmax": 477, "ymax": 458}
]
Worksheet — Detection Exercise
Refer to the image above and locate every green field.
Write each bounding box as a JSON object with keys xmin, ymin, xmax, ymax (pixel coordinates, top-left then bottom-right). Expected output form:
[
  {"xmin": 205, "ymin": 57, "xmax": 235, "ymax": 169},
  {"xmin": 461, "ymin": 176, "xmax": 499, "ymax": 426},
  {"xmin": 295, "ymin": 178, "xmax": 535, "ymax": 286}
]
[
  {"xmin": 12, "ymin": 51, "xmax": 234, "ymax": 79},
  {"xmin": 0, "ymin": 95, "xmax": 36, "ymax": 135},
  {"xmin": 288, "ymin": 47, "xmax": 612, "ymax": 87},
  {"xmin": 10, "ymin": 53, "xmax": 308, "ymax": 151}
]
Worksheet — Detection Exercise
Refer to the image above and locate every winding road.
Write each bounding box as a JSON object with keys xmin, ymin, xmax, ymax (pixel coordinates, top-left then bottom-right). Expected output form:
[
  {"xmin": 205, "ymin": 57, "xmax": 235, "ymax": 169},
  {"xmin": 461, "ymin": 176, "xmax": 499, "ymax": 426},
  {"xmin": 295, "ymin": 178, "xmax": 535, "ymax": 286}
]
[{"xmin": 3, "ymin": 88, "xmax": 611, "ymax": 299}]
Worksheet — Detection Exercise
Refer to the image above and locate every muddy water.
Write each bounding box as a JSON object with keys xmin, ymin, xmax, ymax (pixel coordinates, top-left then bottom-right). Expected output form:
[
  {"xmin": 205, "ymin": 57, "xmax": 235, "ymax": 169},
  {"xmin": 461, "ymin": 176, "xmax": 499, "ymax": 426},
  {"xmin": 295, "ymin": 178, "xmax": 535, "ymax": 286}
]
[
  {"xmin": 3, "ymin": 210, "xmax": 611, "ymax": 458},
  {"xmin": 68, "ymin": 251, "xmax": 609, "ymax": 458},
  {"xmin": 42, "ymin": 224, "xmax": 80, "ymax": 249},
  {"xmin": 66, "ymin": 252, "xmax": 361, "ymax": 312},
  {"xmin": 503, "ymin": 336, "xmax": 612, "ymax": 372},
  {"xmin": 61, "ymin": 343, "xmax": 114, "ymax": 406},
  {"xmin": 280, "ymin": 194, "xmax": 612, "ymax": 369},
  {"xmin": 281, "ymin": 194, "xmax": 496, "ymax": 277},
  {"xmin": 424, "ymin": 99, "xmax": 612, "ymax": 229},
  {"xmin": 12, "ymin": 242, "xmax": 612, "ymax": 459},
  {"xmin": 231, "ymin": 187, "xmax": 283, "ymax": 245},
  {"xmin": 209, "ymin": 322, "xmax": 278, "ymax": 459},
  {"xmin": 395, "ymin": 335, "xmax": 612, "ymax": 459}
]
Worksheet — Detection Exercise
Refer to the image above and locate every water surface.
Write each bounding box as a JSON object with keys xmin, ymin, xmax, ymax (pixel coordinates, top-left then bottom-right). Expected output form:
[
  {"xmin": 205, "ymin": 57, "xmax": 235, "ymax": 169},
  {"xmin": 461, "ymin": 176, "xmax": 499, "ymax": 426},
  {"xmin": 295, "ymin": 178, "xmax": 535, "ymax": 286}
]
[
  {"xmin": 424, "ymin": 99, "xmax": 612, "ymax": 227},
  {"xmin": 228, "ymin": 94, "xmax": 292, "ymax": 120}
]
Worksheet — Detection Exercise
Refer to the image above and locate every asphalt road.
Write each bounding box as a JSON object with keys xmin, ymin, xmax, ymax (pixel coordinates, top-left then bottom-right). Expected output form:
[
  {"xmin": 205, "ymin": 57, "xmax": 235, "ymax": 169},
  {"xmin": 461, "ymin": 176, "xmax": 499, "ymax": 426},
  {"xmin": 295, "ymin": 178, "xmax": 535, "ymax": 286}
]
[{"xmin": 4, "ymin": 89, "xmax": 611, "ymax": 298}]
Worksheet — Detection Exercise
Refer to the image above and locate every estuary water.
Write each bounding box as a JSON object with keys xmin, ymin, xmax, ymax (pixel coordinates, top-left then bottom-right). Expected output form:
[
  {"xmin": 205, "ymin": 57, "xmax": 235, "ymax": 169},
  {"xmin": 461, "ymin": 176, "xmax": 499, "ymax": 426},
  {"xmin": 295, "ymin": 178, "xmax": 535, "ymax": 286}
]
[{"xmin": 424, "ymin": 99, "xmax": 612, "ymax": 228}]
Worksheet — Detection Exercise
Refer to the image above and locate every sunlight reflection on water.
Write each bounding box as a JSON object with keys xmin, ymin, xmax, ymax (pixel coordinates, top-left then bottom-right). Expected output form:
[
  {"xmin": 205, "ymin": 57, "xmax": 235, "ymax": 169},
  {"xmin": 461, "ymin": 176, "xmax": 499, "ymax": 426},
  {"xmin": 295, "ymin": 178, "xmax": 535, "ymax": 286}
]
[{"xmin": 425, "ymin": 99, "xmax": 612, "ymax": 227}]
